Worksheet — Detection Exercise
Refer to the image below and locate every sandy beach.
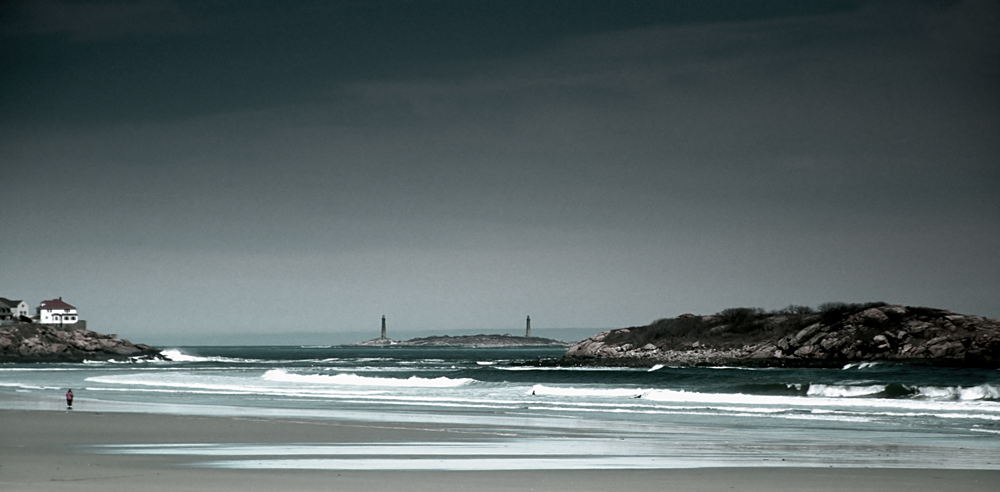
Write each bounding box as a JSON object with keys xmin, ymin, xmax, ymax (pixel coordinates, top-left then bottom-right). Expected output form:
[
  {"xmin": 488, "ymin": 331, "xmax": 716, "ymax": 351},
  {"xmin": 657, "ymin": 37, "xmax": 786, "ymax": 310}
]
[{"xmin": 2, "ymin": 407, "xmax": 997, "ymax": 492}]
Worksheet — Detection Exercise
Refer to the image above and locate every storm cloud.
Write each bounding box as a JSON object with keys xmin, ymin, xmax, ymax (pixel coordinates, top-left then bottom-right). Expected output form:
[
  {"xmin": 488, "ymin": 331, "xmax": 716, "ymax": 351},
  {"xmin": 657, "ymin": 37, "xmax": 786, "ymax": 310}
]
[{"xmin": 1, "ymin": 1, "xmax": 997, "ymax": 343}]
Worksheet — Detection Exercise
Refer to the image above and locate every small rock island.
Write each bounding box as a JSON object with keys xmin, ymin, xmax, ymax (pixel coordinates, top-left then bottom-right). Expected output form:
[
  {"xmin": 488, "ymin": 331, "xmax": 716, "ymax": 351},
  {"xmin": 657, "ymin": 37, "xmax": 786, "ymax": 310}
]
[
  {"xmin": 563, "ymin": 303, "xmax": 1000, "ymax": 368},
  {"xmin": 353, "ymin": 333, "xmax": 571, "ymax": 348},
  {"xmin": 350, "ymin": 314, "xmax": 570, "ymax": 348}
]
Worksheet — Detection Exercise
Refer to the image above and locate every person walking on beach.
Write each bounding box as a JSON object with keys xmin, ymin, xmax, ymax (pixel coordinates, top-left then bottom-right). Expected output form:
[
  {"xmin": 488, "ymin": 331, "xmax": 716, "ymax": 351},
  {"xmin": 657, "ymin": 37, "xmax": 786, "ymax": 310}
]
[{"xmin": 66, "ymin": 389, "xmax": 73, "ymax": 409}]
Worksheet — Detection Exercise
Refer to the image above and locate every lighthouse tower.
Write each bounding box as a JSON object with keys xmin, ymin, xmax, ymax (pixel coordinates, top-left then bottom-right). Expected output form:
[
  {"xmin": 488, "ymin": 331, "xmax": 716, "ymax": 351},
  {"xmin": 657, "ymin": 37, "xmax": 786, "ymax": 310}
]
[
  {"xmin": 526, "ymin": 315, "xmax": 531, "ymax": 338},
  {"xmin": 381, "ymin": 315, "xmax": 386, "ymax": 339}
]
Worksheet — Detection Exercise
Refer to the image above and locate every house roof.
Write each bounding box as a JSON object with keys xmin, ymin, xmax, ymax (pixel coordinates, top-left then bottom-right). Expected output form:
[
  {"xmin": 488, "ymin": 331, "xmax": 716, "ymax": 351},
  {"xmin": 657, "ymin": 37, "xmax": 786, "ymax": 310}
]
[
  {"xmin": 0, "ymin": 298, "xmax": 24, "ymax": 308},
  {"xmin": 39, "ymin": 298, "xmax": 76, "ymax": 310}
]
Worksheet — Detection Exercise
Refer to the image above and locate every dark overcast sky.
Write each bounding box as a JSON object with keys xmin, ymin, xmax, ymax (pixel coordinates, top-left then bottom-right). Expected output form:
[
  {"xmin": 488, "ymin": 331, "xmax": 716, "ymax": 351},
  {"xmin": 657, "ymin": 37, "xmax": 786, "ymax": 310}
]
[{"xmin": 1, "ymin": 0, "xmax": 998, "ymax": 342}]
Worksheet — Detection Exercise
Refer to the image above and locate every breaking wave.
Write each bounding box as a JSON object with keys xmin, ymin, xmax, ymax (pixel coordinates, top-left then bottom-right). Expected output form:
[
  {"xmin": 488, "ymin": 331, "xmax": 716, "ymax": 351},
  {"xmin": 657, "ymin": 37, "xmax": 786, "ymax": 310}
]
[
  {"xmin": 530, "ymin": 382, "xmax": 1000, "ymax": 404},
  {"xmin": 916, "ymin": 384, "xmax": 1000, "ymax": 401},
  {"xmin": 806, "ymin": 384, "xmax": 887, "ymax": 398},
  {"xmin": 807, "ymin": 383, "xmax": 999, "ymax": 401},
  {"xmin": 159, "ymin": 349, "xmax": 259, "ymax": 363},
  {"xmin": 262, "ymin": 369, "xmax": 473, "ymax": 388}
]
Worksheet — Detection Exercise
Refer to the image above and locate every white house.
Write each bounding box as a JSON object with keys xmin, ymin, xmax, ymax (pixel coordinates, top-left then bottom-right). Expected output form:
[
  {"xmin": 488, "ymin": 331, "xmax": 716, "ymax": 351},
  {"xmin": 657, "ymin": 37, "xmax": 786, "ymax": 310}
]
[
  {"xmin": 37, "ymin": 297, "xmax": 79, "ymax": 325},
  {"xmin": 0, "ymin": 297, "xmax": 30, "ymax": 320}
]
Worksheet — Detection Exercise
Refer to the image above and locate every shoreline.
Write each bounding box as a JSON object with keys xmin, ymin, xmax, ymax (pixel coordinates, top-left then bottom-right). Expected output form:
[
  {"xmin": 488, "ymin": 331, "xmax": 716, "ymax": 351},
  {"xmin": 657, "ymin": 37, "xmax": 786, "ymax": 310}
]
[{"xmin": 2, "ymin": 407, "xmax": 1000, "ymax": 491}]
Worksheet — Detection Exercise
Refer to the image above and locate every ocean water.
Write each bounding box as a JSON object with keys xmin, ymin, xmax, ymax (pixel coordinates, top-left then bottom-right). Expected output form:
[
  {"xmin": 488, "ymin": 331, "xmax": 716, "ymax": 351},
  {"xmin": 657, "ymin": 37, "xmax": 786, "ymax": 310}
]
[{"xmin": 2, "ymin": 346, "xmax": 999, "ymax": 470}]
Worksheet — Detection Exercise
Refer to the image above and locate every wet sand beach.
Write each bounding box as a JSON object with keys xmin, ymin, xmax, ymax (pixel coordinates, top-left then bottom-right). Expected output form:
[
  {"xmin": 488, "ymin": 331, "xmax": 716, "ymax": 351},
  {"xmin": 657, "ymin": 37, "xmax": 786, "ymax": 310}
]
[{"xmin": 2, "ymin": 408, "xmax": 997, "ymax": 492}]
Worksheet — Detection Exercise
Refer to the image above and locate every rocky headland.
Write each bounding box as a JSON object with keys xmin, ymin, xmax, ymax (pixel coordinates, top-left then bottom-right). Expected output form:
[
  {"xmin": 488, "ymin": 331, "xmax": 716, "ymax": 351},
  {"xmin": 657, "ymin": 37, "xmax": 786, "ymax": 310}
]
[
  {"xmin": 0, "ymin": 322, "xmax": 162, "ymax": 363},
  {"xmin": 563, "ymin": 303, "xmax": 1000, "ymax": 368},
  {"xmin": 352, "ymin": 333, "xmax": 571, "ymax": 348}
]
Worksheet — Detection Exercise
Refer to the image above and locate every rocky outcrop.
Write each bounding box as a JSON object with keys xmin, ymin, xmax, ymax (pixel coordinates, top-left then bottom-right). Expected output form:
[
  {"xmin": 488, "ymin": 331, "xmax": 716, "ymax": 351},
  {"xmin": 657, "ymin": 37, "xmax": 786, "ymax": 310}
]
[
  {"xmin": 0, "ymin": 322, "xmax": 162, "ymax": 362},
  {"xmin": 564, "ymin": 304, "xmax": 1000, "ymax": 368},
  {"xmin": 352, "ymin": 337, "xmax": 398, "ymax": 347},
  {"xmin": 351, "ymin": 334, "xmax": 571, "ymax": 348}
]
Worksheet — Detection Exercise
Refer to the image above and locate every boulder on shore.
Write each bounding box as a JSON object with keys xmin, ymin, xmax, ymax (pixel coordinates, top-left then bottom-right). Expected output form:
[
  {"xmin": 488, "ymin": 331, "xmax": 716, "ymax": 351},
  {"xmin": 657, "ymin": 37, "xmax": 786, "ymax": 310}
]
[
  {"xmin": 0, "ymin": 322, "xmax": 162, "ymax": 363},
  {"xmin": 563, "ymin": 304, "xmax": 1000, "ymax": 368}
]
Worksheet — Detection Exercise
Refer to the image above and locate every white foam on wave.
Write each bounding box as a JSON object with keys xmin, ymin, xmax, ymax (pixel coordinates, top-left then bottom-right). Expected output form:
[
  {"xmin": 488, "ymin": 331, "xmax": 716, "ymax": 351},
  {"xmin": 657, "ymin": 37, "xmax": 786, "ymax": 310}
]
[
  {"xmin": 320, "ymin": 365, "xmax": 434, "ymax": 373},
  {"xmin": 159, "ymin": 349, "xmax": 210, "ymax": 362},
  {"xmin": 88, "ymin": 386, "xmax": 388, "ymax": 399},
  {"xmin": 0, "ymin": 382, "xmax": 65, "ymax": 391},
  {"xmin": 502, "ymin": 402, "xmax": 879, "ymax": 424},
  {"xmin": 262, "ymin": 369, "xmax": 473, "ymax": 388},
  {"xmin": 0, "ymin": 367, "xmax": 79, "ymax": 371},
  {"xmin": 197, "ymin": 456, "xmax": 705, "ymax": 471},
  {"xmin": 642, "ymin": 389, "xmax": 763, "ymax": 404},
  {"xmin": 806, "ymin": 384, "xmax": 886, "ymax": 398},
  {"xmin": 497, "ymin": 366, "xmax": 640, "ymax": 372},
  {"xmin": 530, "ymin": 385, "xmax": 643, "ymax": 398},
  {"xmin": 87, "ymin": 374, "xmax": 262, "ymax": 392},
  {"xmin": 159, "ymin": 349, "xmax": 261, "ymax": 363},
  {"xmin": 84, "ymin": 373, "xmax": 394, "ymax": 399},
  {"xmin": 917, "ymin": 384, "xmax": 1000, "ymax": 401},
  {"xmin": 648, "ymin": 364, "xmax": 665, "ymax": 372},
  {"xmin": 842, "ymin": 362, "xmax": 883, "ymax": 370},
  {"xmin": 533, "ymin": 384, "xmax": 899, "ymax": 406},
  {"xmin": 523, "ymin": 385, "xmax": 1000, "ymax": 421},
  {"xmin": 83, "ymin": 357, "xmax": 158, "ymax": 364},
  {"xmin": 626, "ymin": 387, "xmax": 1000, "ymax": 415}
]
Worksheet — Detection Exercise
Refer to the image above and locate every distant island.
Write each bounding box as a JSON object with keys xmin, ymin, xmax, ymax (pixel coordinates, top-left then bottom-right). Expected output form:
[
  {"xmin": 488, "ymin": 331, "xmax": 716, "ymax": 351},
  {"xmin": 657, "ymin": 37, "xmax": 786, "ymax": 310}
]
[
  {"xmin": 560, "ymin": 303, "xmax": 1000, "ymax": 368},
  {"xmin": 349, "ymin": 314, "xmax": 569, "ymax": 348},
  {"xmin": 351, "ymin": 333, "xmax": 571, "ymax": 348}
]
